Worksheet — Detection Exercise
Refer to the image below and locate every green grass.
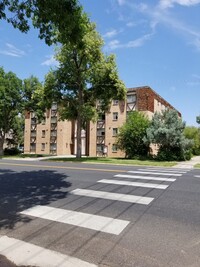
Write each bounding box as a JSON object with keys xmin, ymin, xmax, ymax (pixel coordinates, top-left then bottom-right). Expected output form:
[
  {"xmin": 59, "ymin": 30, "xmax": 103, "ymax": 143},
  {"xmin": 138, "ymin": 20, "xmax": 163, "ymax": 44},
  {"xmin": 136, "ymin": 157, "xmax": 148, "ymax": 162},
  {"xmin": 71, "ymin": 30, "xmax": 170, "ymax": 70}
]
[
  {"xmin": 194, "ymin": 164, "xmax": 200, "ymax": 168},
  {"xmin": 46, "ymin": 157, "xmax": 177, "ymax": 167}
]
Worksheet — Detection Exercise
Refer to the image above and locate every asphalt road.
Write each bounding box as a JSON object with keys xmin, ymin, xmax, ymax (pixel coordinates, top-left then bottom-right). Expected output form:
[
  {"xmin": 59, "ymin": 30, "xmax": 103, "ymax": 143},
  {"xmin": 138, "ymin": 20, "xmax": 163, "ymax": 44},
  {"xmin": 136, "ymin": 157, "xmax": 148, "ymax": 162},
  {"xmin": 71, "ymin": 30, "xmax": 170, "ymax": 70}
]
[{"xmin": 0, "ymin": 159, "xmax": 200, "ymax": 267}]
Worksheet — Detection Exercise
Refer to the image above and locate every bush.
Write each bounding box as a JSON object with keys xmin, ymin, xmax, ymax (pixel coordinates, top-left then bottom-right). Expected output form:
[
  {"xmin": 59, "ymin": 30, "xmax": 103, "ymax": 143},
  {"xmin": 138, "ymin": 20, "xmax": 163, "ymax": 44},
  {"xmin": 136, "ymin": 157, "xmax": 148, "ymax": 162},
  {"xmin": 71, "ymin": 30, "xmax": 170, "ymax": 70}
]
[
  {"xmin": 4, "ymin": 147, "xmax": 20, "ymax": 155},
  {"xmin": 156, "ymin": 146, "xmax": 192, "ymax": 161}
]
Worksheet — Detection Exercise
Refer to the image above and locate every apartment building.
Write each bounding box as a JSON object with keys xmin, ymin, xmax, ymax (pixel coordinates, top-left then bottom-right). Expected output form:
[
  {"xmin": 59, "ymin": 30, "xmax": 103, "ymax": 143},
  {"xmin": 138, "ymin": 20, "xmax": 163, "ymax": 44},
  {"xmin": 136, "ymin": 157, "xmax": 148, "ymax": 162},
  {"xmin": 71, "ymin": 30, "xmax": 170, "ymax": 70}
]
[{"xmin": 24, "ymin": 86, "xmax": 181, "ymax": 157}]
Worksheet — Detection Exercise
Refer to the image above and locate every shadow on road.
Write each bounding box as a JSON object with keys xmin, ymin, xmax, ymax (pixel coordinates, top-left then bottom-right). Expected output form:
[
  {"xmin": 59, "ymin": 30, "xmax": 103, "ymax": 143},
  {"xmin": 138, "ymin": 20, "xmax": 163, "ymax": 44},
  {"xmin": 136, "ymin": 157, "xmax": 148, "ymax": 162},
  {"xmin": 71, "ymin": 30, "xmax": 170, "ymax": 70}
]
[{"xmin": 0, "ymin": 169, "xmax": 71, "ymax": 229}]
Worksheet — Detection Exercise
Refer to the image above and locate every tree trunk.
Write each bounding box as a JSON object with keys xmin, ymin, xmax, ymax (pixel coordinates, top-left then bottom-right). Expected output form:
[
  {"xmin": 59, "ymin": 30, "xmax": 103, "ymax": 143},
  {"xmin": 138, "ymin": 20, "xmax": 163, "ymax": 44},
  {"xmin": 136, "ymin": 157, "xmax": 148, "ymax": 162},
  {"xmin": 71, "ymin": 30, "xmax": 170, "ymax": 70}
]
[
  {"xmin": 76, "ymin": 114, "xmax": 82, "ymax": 159},
  {"xmin": 0, "ymin": 138, "xmax": 4, "ymax": 156},
  {"xmin": 76, "ymin": 82, "xmax": 83, "ymax": 159}
]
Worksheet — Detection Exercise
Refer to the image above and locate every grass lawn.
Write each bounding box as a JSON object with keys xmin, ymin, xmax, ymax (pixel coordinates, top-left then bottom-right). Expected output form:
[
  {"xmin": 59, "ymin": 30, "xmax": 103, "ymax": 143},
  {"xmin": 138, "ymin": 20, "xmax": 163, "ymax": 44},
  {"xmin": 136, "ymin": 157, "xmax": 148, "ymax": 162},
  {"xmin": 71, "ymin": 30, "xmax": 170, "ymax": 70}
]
[
  {"xmin": 194, "ymin": 164, "xmax": 200, "ymax": 168},
  {"xmin": 46, "ymin": 157, "xmax": 177, "ymax": 167}
]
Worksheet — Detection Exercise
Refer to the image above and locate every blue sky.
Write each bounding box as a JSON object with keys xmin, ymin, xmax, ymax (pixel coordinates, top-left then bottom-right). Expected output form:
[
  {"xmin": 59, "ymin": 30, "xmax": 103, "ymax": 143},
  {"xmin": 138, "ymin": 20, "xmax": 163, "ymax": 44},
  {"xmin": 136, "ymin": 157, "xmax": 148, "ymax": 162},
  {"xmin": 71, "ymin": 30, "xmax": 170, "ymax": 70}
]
[{"xmin": 0, "ymin": 0, "xmax": 200, "ymax": 126}]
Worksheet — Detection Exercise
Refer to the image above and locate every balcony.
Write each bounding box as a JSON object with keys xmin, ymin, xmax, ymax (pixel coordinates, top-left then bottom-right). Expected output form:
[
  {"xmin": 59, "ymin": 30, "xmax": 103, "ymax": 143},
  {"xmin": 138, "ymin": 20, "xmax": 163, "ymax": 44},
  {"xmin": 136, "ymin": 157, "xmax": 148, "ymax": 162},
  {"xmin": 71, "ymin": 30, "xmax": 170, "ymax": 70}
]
[
  {"xmin": 97, "ymin": 121, "xmax": 105, "ymax": 128},
  {"xmin": 31, "ymin": 118, "xmax": 37, "ymax": 125},
  {"xmin": 50, "ymin": 136, "xmax": 57, "ymax": 143},
  {"xmin": 51, "ymin": 130, "xmax": 57, "ymax": 137},
  {"xmin": 51, "ymin": 117, "xmax": 57, "ymax": 123},
  {"xmin": 51, "ymin": 103, "xmax": 57, "ymax": 110},
  {"xmin": 51, "ymin": 123, "xmax": 57, "ymax": 130},
  {"xmin": 30, "ymin": 131, "xmax": 36, "ymax": 137},
  {"xmin": 31, "ymin": 125, "xmax": 36, "ymax": 130},
  {"xmin": 97, "ymin": 136, "xmax": 105, "ymax": 144}
]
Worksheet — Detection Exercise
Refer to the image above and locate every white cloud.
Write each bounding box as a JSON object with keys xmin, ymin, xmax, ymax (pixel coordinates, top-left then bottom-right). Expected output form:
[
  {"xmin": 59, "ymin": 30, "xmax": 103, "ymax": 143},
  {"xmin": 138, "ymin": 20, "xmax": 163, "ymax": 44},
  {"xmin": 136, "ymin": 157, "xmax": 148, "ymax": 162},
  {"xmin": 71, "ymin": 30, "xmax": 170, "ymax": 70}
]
[
  {"xmin": 127, "ymin": 32, "xmax": 155, "ymax": 48},
  {"xmin": 103, "ymin": 28, "xmax": 123, "ymax": 39},
  {"xmin": 159, "ymin": 0, "xmax": 200, "ymax": 9},
  {"xmin": 103, "ymin": 29, "xmax": 118, "ymax": 38},
  {"xmin": 41, "ymin": 55, "xmax": 58, "ymax": 66},
  {"xmin": 136, "ymin": 3, "xmax": 200, "ymax": 50},
  {"xmin": 106, "ymin": 39, "xmax": 121, "ymax": 50},
  {"xmin": 0, "ymin": 43, "xmax": 25, "ymax": 57},
  {"xmin": 117, "ymin": 0, "xmax": 126, "ymax": 6},
  {"xmin": 105, "ymin": 29, "xmax": 155, "ymax": 51}
]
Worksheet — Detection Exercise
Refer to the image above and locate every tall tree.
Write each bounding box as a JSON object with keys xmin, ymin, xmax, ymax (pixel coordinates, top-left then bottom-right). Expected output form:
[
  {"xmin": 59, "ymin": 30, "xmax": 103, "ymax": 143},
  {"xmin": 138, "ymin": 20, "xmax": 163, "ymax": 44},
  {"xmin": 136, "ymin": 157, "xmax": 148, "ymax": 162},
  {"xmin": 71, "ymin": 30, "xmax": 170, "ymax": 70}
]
[
  {"xmin": 184, "ymin": 126, "xmax": 200, "ymax": 155},
  {"xmin": 44, "ymin": 19, "xmax": 126, "ymax": 158},
  {"xmin": 0, "ymin": 68, "xmax": 43, "ymax": 156},
  {"xmin": 116, "ymin": 111, "xmax": 150, "ymax": 158},
  {"xmin": 0, "ymin": 67, "xmax": 22, "ymax": 155},
  {"xmin": 0, "ymin": 0, "xmax": 83, "ymax": 45},
  {"xmin": 144, "ymin": 109, "xmax": 193, "ymax": 160}
]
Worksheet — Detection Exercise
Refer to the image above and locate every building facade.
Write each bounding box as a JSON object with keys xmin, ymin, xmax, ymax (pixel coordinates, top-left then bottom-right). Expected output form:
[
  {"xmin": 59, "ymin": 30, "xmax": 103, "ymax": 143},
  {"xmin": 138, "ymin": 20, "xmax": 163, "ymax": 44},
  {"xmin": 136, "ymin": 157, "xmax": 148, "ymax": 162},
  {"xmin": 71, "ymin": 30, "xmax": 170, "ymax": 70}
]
[{"xmin": 24, "ymin": 86, "xmax": 181, "ymax": 157}]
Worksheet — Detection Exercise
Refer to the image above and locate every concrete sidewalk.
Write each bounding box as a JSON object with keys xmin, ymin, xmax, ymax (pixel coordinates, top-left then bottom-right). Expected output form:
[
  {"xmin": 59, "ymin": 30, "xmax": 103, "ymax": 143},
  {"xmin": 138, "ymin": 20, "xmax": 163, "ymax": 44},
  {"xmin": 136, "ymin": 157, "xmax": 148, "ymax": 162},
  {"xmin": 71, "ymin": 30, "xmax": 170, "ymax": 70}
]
[{"xmin": 173, "ymin": 156, "xmax": 200, "ymax": 169}]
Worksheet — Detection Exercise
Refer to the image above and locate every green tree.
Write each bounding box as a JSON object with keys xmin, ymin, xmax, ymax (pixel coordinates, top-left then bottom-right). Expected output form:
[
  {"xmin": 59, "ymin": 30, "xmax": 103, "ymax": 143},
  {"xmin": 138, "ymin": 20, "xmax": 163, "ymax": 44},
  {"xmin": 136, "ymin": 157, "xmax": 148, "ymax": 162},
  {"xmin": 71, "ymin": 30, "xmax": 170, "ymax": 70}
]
[
  {"xmin": 44, "ymin": 19, "xmax": 126, "ymax": 158},
  {"xmin": 0, "ymin": 67, "xmax": 22, "ymax": 155},
  {"xmin": 184, "ymin": 126, "xmax": 200, "ymax": 155},
  {"xmin": 0, "ymin": 0, "xmax": 83, "ymax": 45},
  {"xmin": 5, "ymin": 114, "xmax": 24, "ymax": 147},
  {"xmin": 23, "ymin": 75, "xmax": 45, "ymax": 119},
  {"xmin": 145, "ymin": 109, "xmax": 193, "ymax": 161},
  {"xmin": 116, "ymin": 111, "xmax": 150, "ymax": 159},
  {"xmin": 0, "ymin": 68, "xmax": 43, "ymax": 156}
]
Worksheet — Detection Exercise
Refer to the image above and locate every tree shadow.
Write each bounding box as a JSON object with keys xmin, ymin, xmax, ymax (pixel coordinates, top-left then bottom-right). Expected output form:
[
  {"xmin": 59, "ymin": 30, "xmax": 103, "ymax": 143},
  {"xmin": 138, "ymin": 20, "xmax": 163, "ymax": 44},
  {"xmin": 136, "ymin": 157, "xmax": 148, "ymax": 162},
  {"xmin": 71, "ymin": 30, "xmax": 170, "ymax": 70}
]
[{"xmin": 0, "ymin": 169, "xmax": 71, "ymax": 229}]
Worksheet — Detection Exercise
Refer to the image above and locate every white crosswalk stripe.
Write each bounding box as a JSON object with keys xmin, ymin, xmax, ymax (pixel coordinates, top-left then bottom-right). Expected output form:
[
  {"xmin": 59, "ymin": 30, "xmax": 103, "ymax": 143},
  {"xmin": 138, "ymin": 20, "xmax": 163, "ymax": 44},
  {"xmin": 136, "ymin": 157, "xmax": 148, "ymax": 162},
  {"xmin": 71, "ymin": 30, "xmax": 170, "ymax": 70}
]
[
  {"xmin": 114, "ymin": 174, "xmax": 176, "ymax": 182},
  {"xmin": 128, "ymin": 171, "xmax": 182, "ymax": 176},
  {"xmin": 20, "ymin": 205, "xmax": 130, "ymax": 235},
  {"xmin": 98, "ymin": 179, "xmax": 169, "ymax": 189},
  {"xmin": 138, "ymin": 168, "xmax": 186, "ymax": 174},
  {"xmin": 0, "ymin": 236, "xmax": 97, "ymax": 267},
  {"xmin": 71, "ymin": 188, "xmax": 154, "ymax": 205}
]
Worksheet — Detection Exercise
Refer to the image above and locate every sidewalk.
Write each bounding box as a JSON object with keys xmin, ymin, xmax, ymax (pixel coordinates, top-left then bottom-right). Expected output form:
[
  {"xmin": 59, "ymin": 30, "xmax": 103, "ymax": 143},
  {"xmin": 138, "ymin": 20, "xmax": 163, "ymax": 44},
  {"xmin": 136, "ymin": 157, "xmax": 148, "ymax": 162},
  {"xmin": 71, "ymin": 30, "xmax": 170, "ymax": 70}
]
[{"xmin": 173, "ymin": 155, "xmax": 200, "ymax": 169}]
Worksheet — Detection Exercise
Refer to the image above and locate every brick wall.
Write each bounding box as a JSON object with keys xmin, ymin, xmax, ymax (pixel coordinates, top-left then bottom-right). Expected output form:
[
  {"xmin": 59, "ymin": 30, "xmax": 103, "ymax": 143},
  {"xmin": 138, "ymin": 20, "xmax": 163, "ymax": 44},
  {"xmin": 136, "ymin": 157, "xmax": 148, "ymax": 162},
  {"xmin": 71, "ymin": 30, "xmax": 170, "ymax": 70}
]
[{"xmin": 133, "ymin": 86, "xmax": 181, "ymax": 116}]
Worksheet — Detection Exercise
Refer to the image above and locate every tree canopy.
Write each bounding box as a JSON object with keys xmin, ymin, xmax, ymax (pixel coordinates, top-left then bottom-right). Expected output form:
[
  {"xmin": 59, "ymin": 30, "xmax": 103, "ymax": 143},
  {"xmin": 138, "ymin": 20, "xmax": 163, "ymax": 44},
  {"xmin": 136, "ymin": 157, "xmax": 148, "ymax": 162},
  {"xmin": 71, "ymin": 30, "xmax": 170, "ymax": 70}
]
[
  {"xmin": 144, "ymin": 109, "xmax": 193, "ymax": 160},
  {"xmin": 44, "ymin": 19, "xmax": 126, "ymax": 158},
  {"xmin": 184, "ymin": 126, "xmax": 200, "ymax": 155},
  {"xmin": 116, "ymin": 111, "xmax": 150, "ymax": 159},
  {"xmin": 0, "ymin": 67, "xmax": 43, "ymax": 155},
  {"xmin": 0, "ymin": 0, "xmax": 83, "ymax": 45}
]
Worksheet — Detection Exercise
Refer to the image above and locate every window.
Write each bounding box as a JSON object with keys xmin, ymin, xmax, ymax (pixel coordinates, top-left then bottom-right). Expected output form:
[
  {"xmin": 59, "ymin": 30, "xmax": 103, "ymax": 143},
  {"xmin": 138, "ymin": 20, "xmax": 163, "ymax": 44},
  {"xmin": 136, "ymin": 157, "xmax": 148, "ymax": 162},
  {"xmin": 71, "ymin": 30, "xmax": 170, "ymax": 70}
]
[
  {"xmin": 113, "ymin": 112, "xmax": 118, "ymax": 121},
  {"xmin": 42, "ymin": 130, "xmax": 45, "ymax": 138},
  {"xmin": 112, "ymin": 144, "xmax": 118, "ymax": 152},
  {"xmin": 41, "ymin": 143, "xmax": 45, "ymax": 151},
  {"xmin": 113, "ymin": 100, "xmax": 119, "ymax": 105},
  {"xmin": 112, "ymin": 128, "xmax": 118, "ymax": 136},
  {"xmin": 127, "ymin": 94, "xmax": 136, "ymax": 103}
]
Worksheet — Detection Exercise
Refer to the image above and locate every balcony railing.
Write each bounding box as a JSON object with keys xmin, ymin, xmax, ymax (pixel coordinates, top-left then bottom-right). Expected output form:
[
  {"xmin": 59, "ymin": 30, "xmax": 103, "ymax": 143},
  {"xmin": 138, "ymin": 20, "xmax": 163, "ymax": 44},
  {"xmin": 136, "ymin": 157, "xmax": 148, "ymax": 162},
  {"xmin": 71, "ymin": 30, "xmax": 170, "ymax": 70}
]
[
  {"xmin": 97, "ymin": 136, "xmax": 105, "ymax": 144},
  {"xmin": 51, "ymin": 131, "xmax": 57, "ymax": 137},
  {"xmin": 51, "ymin": 117, "xmax": 57, "ymax": 123},
  {"xmin": 97, "ymin": 121, "xmax": 105, "ymax": 128},
  {"xmin": 51, "ymin": 123, "xmax": 57, "ymax": 130},
  {"xmin": 31, "ymin": 118, "xmax": 37, "ymax": 124},
  {"xmin": 30, "ymin": 131, "xmax": 36, "ymax": 137}
]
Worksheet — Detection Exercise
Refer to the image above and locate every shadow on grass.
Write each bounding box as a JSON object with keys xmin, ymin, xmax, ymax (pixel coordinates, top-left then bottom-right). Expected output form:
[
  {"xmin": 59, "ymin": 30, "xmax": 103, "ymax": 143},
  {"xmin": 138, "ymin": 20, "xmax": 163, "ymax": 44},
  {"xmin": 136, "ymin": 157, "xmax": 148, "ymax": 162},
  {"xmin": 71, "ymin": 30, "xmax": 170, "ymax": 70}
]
[{"xmin": 0, "ymin": 169, "xmax": 71, "ymax": 229}]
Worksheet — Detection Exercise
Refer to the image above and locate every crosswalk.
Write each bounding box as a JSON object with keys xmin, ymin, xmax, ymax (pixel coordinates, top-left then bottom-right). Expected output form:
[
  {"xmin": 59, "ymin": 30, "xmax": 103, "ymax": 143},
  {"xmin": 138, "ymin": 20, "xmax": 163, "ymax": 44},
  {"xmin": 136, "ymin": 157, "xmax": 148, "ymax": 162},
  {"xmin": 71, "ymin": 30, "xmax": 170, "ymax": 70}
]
[
  {"xmin": 19, "ymin": 167, "xmax": 191, "ymax": 236},
  {"xmin": 0, "ymin": 166, "xmax": 191, "ymax": 266}
]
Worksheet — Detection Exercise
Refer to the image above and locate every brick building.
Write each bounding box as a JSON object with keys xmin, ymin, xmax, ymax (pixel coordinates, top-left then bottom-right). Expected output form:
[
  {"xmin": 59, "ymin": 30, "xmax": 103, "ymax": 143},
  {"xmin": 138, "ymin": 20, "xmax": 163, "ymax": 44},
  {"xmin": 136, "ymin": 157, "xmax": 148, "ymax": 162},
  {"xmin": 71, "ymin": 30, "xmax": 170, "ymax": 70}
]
[{"xmin": 24, "ymin": 86, "xmax": 181, "ymax": 157}]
